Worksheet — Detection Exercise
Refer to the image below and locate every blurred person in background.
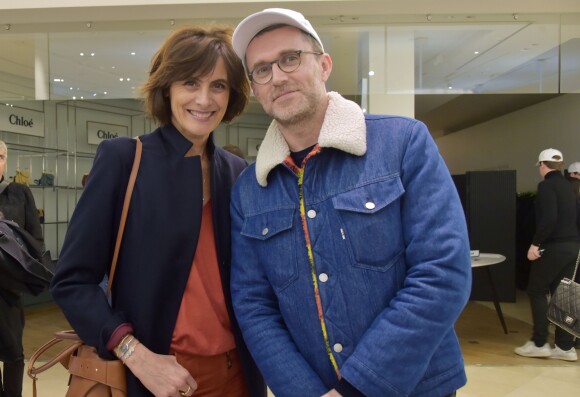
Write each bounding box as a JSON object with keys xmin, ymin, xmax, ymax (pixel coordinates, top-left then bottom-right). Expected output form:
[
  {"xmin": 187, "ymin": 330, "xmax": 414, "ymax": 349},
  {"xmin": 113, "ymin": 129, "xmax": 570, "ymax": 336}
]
[{"xmin": 0, "ymin": 140, "xmax": 43, "ymax": 397}]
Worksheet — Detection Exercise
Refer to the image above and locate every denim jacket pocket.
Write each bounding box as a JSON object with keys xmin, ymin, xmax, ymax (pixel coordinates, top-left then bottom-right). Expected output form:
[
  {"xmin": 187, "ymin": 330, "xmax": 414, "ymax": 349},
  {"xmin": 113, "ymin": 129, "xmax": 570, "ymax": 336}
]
[
  {"xmin": 241, "ymin": 207, "xmax": 298, "ymax": 291},
  {"xmin": 333, "ymin": 177, "xmax": 405, "ymax": 271}
]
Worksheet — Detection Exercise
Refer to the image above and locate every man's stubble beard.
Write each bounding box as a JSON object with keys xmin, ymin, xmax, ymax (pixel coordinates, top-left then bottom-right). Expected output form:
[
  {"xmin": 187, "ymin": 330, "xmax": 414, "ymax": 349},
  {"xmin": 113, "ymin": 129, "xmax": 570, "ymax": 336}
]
[{"xmin": 269, "ymin": 88, "xmax": 321, "ymax": 127}]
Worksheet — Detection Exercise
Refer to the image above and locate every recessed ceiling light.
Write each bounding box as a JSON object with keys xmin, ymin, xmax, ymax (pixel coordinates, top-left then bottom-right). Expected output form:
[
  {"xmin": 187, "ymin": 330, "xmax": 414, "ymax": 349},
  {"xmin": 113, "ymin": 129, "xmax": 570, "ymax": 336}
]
[
  {"xmin": 474, "ymin": 51, "xmax": 480, "ymax": 55},
  {"xmin": 119, "ymin": 78, "xmax": 124, "ymax": 81},
  {"xmin": 80, "ymin": 52, "xmax": 85, "ymax": 56},
  {"xmin": 130, "ymin": 52, "xmax": 136, "ymax": 56},
  {"xmin": 90, "ymin": 53, "xmax": 95, "ymax": 57}
]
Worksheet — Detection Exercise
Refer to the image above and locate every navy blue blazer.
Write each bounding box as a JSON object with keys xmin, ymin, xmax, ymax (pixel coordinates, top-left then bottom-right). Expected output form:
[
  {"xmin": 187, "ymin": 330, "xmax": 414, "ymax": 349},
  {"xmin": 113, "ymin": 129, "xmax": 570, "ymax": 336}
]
[{"xmin": 51, "ymin": 124, "xmax": 265, "ymax": 396}]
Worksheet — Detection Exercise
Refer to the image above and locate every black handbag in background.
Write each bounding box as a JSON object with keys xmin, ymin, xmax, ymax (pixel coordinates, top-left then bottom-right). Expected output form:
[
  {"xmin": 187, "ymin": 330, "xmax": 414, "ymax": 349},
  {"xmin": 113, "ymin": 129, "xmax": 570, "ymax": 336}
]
[
  {"xmin": 547, "ymin": 250, "xmax": 580, "ymax": 338},
  {"xmin": 0, "ymin": 218, "xmax": 54, "ymax": 296}
]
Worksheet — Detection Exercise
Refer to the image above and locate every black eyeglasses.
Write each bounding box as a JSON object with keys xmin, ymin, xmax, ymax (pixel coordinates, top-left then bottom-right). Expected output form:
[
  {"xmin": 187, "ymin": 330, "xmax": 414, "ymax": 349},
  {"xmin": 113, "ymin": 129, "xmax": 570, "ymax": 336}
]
[{"xmin": 248, "ymin": 50, "xmax": 323, "ymax": 85}]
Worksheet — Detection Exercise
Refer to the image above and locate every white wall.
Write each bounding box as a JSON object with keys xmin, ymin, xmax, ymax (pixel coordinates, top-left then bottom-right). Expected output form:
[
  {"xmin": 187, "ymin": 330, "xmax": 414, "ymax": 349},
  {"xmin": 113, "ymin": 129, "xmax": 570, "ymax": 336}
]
[{"xmin": 436, "ymin": 93, "xmax": 580, "ymax": 193}]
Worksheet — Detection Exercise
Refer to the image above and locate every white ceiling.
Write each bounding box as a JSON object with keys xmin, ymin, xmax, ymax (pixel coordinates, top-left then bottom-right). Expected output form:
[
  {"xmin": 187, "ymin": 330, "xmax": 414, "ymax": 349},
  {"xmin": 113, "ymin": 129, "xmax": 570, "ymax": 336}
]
[{"xmin": 1, "ymin": 1, "xmax": 580, "ymax": 135}]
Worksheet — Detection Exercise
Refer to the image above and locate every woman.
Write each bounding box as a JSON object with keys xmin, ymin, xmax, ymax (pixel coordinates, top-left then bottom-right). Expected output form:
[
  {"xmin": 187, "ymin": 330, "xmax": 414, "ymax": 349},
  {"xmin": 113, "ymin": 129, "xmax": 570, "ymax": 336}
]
[
  {"xmin": 0, "ymin": 140, "xmax": 44, "ymax": 397},
  {"xmin": 50, "ymin": 26, "xmax": 265, "ymax": 397}
]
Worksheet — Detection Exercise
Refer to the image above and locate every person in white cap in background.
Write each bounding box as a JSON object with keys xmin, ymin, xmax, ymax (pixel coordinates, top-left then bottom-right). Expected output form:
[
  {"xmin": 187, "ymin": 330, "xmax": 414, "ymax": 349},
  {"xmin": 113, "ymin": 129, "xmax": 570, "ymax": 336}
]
[
  {"xmin": 567, "ymin": 161, "xmax": 580, "ymax": 199},
  {"xmin": 567, "ymin": 160, "xmax": 580, "ymax": 350},
  {"xmin": 515, "ymin": 148, "xmax": 580, "ymax": 361},
  {"xmin": 229, "ymin": 8, "xmax": 471, "ymax": 397}
]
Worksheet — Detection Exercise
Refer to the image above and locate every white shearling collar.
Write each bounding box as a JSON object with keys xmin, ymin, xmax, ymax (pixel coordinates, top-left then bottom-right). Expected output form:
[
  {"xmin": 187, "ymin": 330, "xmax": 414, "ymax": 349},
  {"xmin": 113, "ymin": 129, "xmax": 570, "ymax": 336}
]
[{"xmin": 254, "ymin": 91, "xmax": 366, "ymax": 187}]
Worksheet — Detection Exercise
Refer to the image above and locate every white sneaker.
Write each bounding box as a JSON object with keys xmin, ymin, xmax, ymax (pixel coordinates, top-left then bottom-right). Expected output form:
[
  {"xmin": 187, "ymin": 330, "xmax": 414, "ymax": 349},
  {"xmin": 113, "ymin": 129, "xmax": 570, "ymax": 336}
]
[
  {"xmin": 514, "ymin": 341, "xmax": 551, "ymax": 358},
  {"xmin": 550, "ymin": 346, "xmax": 578, "ymax": 361}
]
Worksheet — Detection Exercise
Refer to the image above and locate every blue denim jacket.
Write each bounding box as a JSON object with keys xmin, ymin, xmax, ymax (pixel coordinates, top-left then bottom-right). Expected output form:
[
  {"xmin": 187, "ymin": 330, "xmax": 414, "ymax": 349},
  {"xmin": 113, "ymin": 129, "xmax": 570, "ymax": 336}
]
[{"xmin": 231, "ymin": 93, "xmax": 471, "ymax": 397}]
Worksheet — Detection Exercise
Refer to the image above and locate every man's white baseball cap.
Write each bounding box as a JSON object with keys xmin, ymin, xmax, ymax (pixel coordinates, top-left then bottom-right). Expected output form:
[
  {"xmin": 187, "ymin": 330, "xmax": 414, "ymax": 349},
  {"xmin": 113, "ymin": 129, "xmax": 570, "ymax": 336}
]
[
  {"xmin": 232, "ymin": 8, "xmax": 324, "ymax": 66},
  {"xmin": 536, "ymin": 148, "xmax": 563, "ymax": 165},
  {"xmin": 568, "ymin": 161, "xmax": 580, "ymax": 173}
]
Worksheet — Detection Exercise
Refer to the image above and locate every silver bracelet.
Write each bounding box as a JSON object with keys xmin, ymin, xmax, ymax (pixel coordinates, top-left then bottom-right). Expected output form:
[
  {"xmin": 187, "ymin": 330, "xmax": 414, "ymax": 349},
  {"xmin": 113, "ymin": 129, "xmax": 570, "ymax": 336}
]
[
  {"xmin": 120, "ymin": 341, "xmax": 139, "ymax": 363},
  {"xmin": 116, "ymin": 335, "xmax": 134, "ymax": 359}
]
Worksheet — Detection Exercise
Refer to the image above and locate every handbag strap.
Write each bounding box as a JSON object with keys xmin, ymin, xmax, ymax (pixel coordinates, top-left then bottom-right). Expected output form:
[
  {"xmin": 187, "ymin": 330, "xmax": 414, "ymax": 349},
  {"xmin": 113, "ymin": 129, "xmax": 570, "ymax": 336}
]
[
  {"xmin": 28, "ymin": 334, "xmax": 83, "ymax": 375},
  {"xmin": 106, "ymin": 136, "xmax": 142, "ymax": 298},
  {"xmin": 27, "ymin": 333, "xmax": 84, "ymax": 397},
  {"xmin": 572, "ymin": 249, "xmax": 580, "ymax": 281}
]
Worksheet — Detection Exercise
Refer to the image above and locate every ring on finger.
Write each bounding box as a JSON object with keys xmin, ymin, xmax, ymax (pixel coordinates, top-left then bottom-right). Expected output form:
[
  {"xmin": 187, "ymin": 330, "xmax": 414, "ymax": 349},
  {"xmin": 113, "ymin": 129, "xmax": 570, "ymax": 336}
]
[{"xmin": 179, "ymin": 385, "xmax": 191, "ymax": 396}]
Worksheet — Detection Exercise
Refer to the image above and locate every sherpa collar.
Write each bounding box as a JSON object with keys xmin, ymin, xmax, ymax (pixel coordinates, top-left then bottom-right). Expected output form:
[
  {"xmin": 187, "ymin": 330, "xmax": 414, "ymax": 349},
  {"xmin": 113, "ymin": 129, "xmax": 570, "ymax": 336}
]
[{"xmin": 254, "ymin": 91, "xmax": 366, "ymax": 187}]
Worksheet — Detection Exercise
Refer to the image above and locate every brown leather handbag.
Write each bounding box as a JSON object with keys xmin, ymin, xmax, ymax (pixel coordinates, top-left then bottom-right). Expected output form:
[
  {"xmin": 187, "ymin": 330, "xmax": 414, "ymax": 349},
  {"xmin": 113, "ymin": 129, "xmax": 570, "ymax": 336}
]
[{"xmin": 27, "ymin": 137, "xmax": 142, "ymax": 397}]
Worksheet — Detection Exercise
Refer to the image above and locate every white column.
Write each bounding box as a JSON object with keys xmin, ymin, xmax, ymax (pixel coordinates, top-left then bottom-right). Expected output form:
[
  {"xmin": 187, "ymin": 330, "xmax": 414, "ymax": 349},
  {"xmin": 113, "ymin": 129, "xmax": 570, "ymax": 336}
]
[
  {"xmin": 34, "ymin": 34, "xmax": 50, "ymax": 100},
  {"xmin": 367, "ymin": 26, "xmax": 415, "ymax": 118}
]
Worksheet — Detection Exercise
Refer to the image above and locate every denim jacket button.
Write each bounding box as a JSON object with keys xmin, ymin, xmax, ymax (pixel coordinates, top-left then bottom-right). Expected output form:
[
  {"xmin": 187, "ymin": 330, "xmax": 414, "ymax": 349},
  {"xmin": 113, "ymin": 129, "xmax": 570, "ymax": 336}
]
[
  {"xmin": 261, "ymin": 227, "xmax": 269, "ymax": 236},
  {"xmin": 333, "ymin": 343, "xmax": 343, "ymax": 353},
  {"xmin": 365, "ymin": 201, "xmax": 376, "ymax": 210},
  {"xmin": 319, "ymin": 273, "xmax": 329, "ymax": 282},
  {"xmin": 307, "ymin": 209, "xmax": 317, "ymax": 219}
]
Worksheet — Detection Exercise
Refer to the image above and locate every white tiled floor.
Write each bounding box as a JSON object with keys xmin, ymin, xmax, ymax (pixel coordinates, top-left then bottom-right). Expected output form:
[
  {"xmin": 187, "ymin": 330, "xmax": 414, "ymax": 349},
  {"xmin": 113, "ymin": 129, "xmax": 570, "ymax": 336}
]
[
  {"xmin": 20, "ymin": 291, "xmax": 580, "ymax": 396},
  {"xmin": 23, "ymin": 363, "xmax": 580, "ymax": 397},
  {"xmin": 460, "ymin": 365, "xmax": 580, "ymax": 396}
]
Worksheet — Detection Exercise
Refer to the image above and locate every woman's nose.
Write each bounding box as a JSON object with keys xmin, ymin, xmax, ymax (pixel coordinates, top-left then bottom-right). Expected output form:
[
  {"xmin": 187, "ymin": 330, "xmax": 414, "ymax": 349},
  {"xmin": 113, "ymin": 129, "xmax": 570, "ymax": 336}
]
[{"xmin": 195, "ymin": 86, "xmax": 212, "ymax": 105}]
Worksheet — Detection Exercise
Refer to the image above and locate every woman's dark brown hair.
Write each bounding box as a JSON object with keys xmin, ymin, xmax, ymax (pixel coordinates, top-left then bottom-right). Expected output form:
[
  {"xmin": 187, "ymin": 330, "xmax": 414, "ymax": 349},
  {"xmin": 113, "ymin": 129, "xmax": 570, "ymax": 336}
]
[{"xmin": 141, "ymin": 25, "xmax": 250, "ymax": 126}]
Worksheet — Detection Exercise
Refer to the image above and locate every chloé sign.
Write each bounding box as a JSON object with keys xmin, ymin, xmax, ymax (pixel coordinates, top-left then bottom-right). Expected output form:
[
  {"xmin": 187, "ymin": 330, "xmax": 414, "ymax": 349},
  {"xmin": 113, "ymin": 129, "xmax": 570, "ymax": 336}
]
[
  {"xmin": 87, "ymin": 121, "xmax": 129, "ymax": 145},
  {"xmin": 0, "ymin": 106, "xmax": 45, "ymax": 137}
]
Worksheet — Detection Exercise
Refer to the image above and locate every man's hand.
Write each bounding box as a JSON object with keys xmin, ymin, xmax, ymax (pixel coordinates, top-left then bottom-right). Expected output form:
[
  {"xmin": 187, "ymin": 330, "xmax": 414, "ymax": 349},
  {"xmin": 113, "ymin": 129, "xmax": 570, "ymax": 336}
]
[{"xmin": 527, "ymin": 244, "xmax": 542, "ymax": 261}]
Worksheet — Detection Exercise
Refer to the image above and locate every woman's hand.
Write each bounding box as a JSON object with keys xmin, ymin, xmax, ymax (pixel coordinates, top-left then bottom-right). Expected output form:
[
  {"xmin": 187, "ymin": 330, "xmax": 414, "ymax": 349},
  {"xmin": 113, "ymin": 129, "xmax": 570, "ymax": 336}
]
[{"xmin": 124, "ymin": 343, "xmax": 197, "ymax": 397}]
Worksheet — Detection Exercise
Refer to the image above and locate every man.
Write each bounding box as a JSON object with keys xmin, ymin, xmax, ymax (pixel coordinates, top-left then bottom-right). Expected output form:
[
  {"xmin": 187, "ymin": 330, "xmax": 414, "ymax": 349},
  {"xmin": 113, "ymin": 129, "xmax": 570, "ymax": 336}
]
[
  {"xmin": 568, "ymin": 161, "xmax": 580, "ymax": 246},
  {"xmin": 566, "ymin": 161, "xmax": 580, "ymax": 349},
  {"xmin": 567, "ymin": 161, "xmax": 580, "ymax": 199},
  {"xmin": 514, "ymin": 149, "xmax": 579, "ymax": 361},
  {"xmin": 230, "ymin": 8, "xmax": 471, "ymax": 397}
]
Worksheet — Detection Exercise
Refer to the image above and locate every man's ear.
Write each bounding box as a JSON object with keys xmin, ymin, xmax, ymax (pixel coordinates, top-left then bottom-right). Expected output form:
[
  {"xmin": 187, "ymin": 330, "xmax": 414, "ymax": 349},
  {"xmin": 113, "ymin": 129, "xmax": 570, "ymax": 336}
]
[
  {"xmin": 250, "ymin": 82, "xmax": 258, "ymax": 99},
  {"xmin": 320, "ymin": 53, "xmax": 333, "ymax": 83}
]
